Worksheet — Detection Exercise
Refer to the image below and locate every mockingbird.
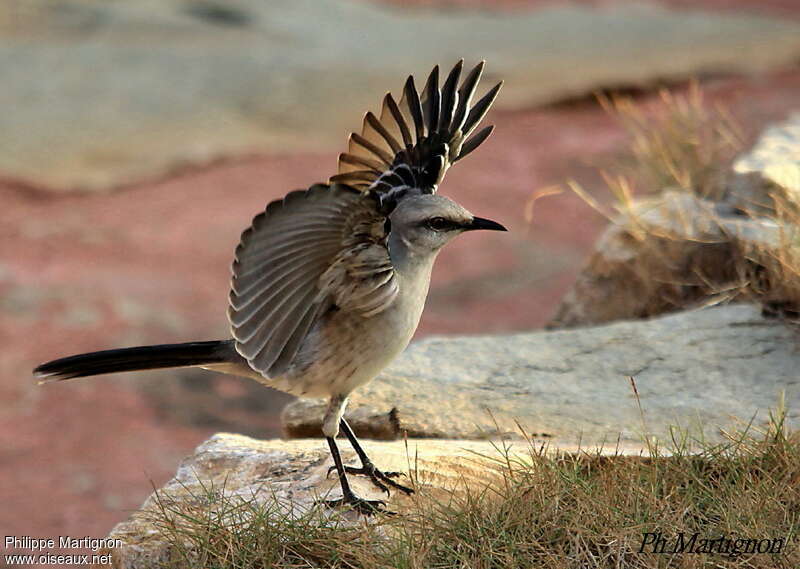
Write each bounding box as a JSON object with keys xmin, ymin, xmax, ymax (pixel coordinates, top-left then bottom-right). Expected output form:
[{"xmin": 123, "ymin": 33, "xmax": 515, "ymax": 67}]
[{"xmin": 34, "ymin": 60, "xmax": 506, "ymax": 514}]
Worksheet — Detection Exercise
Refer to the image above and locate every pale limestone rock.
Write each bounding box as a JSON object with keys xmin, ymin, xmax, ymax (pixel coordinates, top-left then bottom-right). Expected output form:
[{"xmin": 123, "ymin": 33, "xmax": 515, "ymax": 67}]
[
  {"xmin": 100, "ymin": 434, "xmax": 644, "ymax": 567},
  {"xmin": 734, "ymin": 112, "xmax": 800, "ymax": 200},
  {"xmin": 283, "ymin": 305, "xmax": 800, "ymax": 446}
]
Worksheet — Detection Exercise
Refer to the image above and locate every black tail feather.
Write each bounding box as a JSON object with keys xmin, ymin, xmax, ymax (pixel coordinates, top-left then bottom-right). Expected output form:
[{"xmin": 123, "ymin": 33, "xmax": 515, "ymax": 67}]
[{"xmin": 34, "ymin": 340, "xmax": 233, "ymax": 383}]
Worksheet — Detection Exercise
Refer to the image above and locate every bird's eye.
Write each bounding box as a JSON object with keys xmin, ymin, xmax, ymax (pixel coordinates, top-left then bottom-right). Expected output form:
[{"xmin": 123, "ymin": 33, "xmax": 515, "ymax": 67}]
[{"xmin": 426, "ymin": 217, "xmax": 452, "ymax": 232}]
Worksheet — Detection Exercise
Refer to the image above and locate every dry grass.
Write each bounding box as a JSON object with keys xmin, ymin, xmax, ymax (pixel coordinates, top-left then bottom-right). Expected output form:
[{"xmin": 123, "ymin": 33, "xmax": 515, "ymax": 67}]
[
  {"xmin": 559, "ymin": 85, "xmax": 800, "ymax": 321},
  {"xmin": 597, "ymin": 83, "xmax": 744, "ymax": 201},
  {"xmin": 148, "ymin": 410, "xmax": 799, "ymax": 568}
]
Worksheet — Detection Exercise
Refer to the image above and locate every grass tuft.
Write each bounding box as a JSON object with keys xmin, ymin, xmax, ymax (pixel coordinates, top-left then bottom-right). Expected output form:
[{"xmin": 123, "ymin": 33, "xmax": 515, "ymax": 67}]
[
  {"xmin": 146, "ymin": 411, "xmax": 799, "ymax": 568},
  {"xmin": 558, "ymin": 85, "xmax": 800, "ymax": 322},
  {"xmin": 597, "ymin": 83, "xmax": 744, "ymax": 201}
]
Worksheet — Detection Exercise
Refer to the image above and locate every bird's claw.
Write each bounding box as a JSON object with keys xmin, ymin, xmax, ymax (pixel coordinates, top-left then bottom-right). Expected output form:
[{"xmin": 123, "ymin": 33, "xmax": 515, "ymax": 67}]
[
  {"xmin": 326, "ymin": 462, "xmax": 414, "ymax": 495},
  {"xmin": 346, "ymin": 462, "xmax": 415, "ymax": 496},
  {"xmin": 372, "ymin": 469, "xmax": 404, "ymax": 479},
  {"xmin": 323, "ymin": 495, "xmax": 393, "ymax": 516}
]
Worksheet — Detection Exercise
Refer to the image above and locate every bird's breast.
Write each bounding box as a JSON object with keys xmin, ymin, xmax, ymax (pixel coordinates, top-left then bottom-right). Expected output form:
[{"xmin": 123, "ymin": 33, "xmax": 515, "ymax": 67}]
[{"xmin": 273, "ymin": 265, "xmax": 432, "ymax": 399}]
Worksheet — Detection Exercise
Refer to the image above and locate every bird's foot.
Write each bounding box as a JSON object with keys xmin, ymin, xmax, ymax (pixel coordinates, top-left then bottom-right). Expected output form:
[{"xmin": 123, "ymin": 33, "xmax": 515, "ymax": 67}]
[
  {"xmin": 328, "ymin": 461, "xmax": 414, "ymax": 496},
  {"xmin": 324, "ymin": 492, "xmax": 392, "ymax": 516}
]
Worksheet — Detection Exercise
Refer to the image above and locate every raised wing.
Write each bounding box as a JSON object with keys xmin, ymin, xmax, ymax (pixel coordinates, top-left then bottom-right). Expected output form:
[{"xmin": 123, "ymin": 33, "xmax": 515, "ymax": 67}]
[
  {"xmin": 228, "ymin": 184, "xmax": 396, "ymax": 377},
  {"xmin": 331, "ymin": 60, "xmax": 502, "ymax": 209}
]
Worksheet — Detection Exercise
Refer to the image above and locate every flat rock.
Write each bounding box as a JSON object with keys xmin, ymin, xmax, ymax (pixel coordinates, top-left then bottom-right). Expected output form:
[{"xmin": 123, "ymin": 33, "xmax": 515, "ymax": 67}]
[
  {"xmin": 283, "ymin": 305, "xmax": 800, "ymax": 445},
  {"xmin": 4, "ymin": 0, "xmax": 800, "ymax": 190},
  {"xmin": 99, "ymin": 433, "xmax": 645, "ymax": 568},
  {"xmin": 734, "ymin": 111, "xmax": 800, "ymax": 198}
]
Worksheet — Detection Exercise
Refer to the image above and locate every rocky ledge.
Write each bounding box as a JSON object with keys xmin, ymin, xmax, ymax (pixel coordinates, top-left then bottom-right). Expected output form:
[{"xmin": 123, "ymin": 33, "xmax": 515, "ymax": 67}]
[
  {"xmin": 100, "ymin": 433, "xmax": 645, "ymax": 568},
  {"xmin": 284, "ymin": 304, "xmax": 799, "ymax": 446}
]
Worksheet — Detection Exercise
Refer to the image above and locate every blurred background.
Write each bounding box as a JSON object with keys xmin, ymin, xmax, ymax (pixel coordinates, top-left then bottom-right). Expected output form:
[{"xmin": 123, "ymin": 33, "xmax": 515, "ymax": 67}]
[{"xmin": 1, "ymin": 0, "xmax": 799, "ymax": 553}]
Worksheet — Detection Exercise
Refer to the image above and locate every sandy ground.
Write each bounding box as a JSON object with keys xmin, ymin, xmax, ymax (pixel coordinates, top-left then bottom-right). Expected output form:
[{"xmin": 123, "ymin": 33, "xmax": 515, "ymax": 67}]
[{"xmin": 0, "ymin": 2, "xmax": 799, "ymax": 559}]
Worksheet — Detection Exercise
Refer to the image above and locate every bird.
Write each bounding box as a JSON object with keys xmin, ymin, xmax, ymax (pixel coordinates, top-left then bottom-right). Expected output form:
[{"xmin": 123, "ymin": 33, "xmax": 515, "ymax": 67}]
[{"xmin": 34, "ymin": 60, "xmax": 506, "ymax": 514}]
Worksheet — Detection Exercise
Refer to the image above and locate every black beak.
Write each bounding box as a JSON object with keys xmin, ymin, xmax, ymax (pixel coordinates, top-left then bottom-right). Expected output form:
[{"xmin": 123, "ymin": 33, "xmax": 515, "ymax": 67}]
[{"xmin": 466, "ymin": 216, "xmax": 507, "ymax": 232}]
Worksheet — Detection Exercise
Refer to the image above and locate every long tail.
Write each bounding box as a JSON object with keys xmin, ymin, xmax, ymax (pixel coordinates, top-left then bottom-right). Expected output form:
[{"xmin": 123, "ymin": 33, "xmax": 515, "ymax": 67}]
[{"xmin": 34, "ymin": 340, "xmax": 237, "ymax": 383}]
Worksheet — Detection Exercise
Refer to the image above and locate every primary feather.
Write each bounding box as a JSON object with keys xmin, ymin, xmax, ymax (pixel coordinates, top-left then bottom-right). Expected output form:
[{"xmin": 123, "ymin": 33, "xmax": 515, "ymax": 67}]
[{"xmin": 331, "ymin": 60, "xmax": 503, "ymax": 207}]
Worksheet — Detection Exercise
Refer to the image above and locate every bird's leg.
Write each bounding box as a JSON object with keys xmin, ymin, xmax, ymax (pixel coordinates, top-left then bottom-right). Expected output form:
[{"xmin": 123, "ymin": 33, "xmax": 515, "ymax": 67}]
[
  {"xmin": 319, "ymin": 394, "xmax": 388, "ymax": 514},
  {"xmin": 335, "ymin": 418, "xmax": 414, "ymax": 496},
  {"xmin": 324, "ymin": 436, "xmax": 389, "ymax": 515}
]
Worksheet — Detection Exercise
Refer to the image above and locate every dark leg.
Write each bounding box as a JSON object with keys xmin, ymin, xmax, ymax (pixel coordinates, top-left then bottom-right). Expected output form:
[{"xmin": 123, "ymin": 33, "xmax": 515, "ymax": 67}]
[
  {"xmin": 324, "ymin": 436, "xmax": 388, "ymax": 515},
  {"xmin": 336, "ymin": 418, "xmax": 414, "ymax": 496}
]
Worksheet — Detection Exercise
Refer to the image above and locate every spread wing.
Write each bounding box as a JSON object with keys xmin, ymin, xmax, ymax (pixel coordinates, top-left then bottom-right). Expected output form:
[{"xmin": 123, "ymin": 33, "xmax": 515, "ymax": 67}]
[
  {"xmin": 229, "ymin": 60, "xmax": 503, "ymax": 378},
  {"xmin": 228, "ymin": 184, "xmax": 397, "ymax": 377},
  {"xmin": 331, "ymin": 60, "xmax": 502, "ymax": 209}
]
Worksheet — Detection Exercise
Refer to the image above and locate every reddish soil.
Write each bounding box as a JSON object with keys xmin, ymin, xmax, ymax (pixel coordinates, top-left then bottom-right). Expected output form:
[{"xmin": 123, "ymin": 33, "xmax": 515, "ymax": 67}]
[{"xmin": 0, "ymin": 16, "xmax": 799, "ymax": 564}]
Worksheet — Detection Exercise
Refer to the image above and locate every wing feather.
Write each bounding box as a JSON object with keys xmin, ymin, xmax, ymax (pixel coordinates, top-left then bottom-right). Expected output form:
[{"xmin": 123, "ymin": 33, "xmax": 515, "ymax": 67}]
[
  {"xmin": 339, "ymin": 152, "xmax": 386, "ymax": 172},
  {"xmin": 231, "ymin": 254, "xmax": 330, "ymax": 308},
  {"xmin": 232, "ymin": 236, "xmax": 339, "ymax": 281},
  {"xmin": 229, "ymin": 183, "xmax": 398, "ymax": 377},
  {"xmin": 329, "ymin": 171, "xmax": 380, "ymax": 185},
  {"xmin": 401, "ymin": 76, "xmax": 425, "ymax": 142},
  {"xmin": 269, "ymin": 300, "xmax": 330, "ymax": 376},
  {"xmin": 333, "ymin": 60, "xmax": 502, "ymax": 196},
  {"xmin": 349, "ymin": 133, "xmax": 394, "ymax": 165},
  {"xmin": 229, "ymin": 184, "xmax": 357, "ymax": 376},
  {"xmin": 364, "ymin": 111, "xmax": 402, "ymax": 154},
  {"xmin": 383, "ymin": 94, "xmax": 413, "ymax": 149},
  {"xmin": 319, "ymin": 242, "xmax": 399, "ymax": 318},
  {"xmin": 231, "ymin": 273, "xmax": 315, "ymax": 340},
  {"xmin": 458, "ymin": 125, "xmax": 495, "ymax": 161},
  {"xmin": 451, "ymin": 60, "xmax": 484, "ymax": 135},
  {"xmin": 438, "ymin": 60, "xmax": 462, "ymax": 133},
  {"xmin": 243, "ymin": 287, "xmax": 319, "ymax": 363},
  {"xmin": 421, "ymin": 65, "xmax": 440, "ymax": 135},
  {"xmin": 462, "ymin": 80, "xmax": 503, "ymax": 139},
  {"xmin": 233, "ymin": 232, "xmax": 340, "ymax": 270},
  {"xmin": 359, "ymin": 282, "xmax": 399, "ymax": 317}
]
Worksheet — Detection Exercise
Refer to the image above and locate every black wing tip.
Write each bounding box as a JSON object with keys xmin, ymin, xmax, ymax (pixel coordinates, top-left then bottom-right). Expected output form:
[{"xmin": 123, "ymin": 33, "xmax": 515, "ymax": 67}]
[
  {"xmin": 425, "ymin": 64, "xmax": 440, "ymax": 86},
  {"xmin": 483, "ymin": 80, "xmax": 504, "ymax": 106},
  {"xmin": 457, "ymin": 124, "xmax": 496, "ymax": 161},
  {"xmin": 481, "ymin": 79, "xmax": 504, "ymax": 103},
  {"xmin": 338, "ymin": 59, "xmax": 502, "ymax": 191},
  {"xmin": 445, "ymin": 60, "xmax": 463, "ymax": 82}
]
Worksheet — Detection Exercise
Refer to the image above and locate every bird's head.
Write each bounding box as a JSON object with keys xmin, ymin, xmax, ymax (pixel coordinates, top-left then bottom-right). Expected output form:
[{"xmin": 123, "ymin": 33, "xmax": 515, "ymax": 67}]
[{"xmin": 388, "ymin": 194, "xmax": 506, "ymax": 257}]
